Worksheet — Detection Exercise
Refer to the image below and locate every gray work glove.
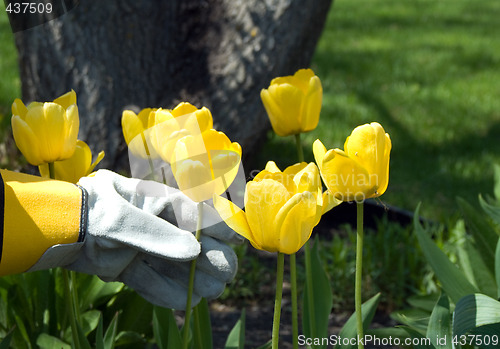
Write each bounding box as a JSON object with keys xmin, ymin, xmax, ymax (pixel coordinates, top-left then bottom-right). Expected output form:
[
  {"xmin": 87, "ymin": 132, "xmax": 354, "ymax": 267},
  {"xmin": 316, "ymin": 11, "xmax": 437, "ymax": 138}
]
[{"xmin": 29, "ymin": 170, "xmax": 241, "ymax": 309}]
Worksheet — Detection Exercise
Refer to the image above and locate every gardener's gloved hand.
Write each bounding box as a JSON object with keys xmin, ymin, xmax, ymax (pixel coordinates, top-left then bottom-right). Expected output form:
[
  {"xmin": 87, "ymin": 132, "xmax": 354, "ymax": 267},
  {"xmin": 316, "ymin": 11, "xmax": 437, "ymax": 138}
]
[{"xmin": 29, "ymin": 170, "xmax": 241, "ymax": 309}]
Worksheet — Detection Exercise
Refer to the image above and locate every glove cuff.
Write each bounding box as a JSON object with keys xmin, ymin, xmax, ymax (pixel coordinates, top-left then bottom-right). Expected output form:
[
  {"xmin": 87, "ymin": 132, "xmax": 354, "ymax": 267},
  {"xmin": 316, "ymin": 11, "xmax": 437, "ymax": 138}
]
[{"xmin": 0, "ymin": 170, "xmax": 84, "ymax": 275}]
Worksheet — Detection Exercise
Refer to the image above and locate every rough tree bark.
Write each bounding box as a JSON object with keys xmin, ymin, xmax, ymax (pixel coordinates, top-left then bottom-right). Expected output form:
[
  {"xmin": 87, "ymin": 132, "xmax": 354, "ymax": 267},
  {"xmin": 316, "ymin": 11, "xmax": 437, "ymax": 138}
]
[{"xmin": 9, "ymin": 0, "xmax": 333, "ymax": 171}]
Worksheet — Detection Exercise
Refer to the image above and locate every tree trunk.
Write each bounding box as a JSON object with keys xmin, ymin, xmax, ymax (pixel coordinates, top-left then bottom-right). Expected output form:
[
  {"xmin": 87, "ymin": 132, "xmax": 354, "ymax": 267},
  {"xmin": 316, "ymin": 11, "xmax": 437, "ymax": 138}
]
[{"xmin": 10, "ymin": 0, "xmax": 333, "ymax": 171}]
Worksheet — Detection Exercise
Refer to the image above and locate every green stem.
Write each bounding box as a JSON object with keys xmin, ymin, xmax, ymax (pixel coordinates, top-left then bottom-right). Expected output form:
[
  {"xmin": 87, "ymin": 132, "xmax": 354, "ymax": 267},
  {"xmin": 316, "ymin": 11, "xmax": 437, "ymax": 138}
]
[
  {"xmin": 355, "ymin": 201, "xmax": 364, "ymax": 349},
  {"xmin": 48, "ymin": 162, "xmax": 55, "ymax": 179},
  {"xmin": 272, "ymin": 253, "xmax": 285, "ymax": 349},
  {"xmin": 303, "ymin": 241, "xmax": 316, "ymax": 334},
  {"xmin": 182, "ymin": 202, "xmax": 204, "ymax": 349},
  {"xmin": 70, "ymin": 271, "xmax": 82, "ymax": 324},
  {"xmin": 62, "ymin": 269, "xmax": 80, "ymax": 349},
  {"xmin": 294, "ymin": 133, "xmax": 304, "ymax": 163},
  {"xmin": 290, "ymin": 253, "xmax": 298, "ymax": 349},
  {"xmin": 49, "ymin": 162, "xmax": 81, "ymax": 348}
]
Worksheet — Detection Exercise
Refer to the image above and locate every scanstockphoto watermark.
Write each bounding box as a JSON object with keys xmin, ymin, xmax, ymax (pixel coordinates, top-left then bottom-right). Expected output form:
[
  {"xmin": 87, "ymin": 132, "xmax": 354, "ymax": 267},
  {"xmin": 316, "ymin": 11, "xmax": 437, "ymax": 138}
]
[
  {"xmin": 298, "ymin": 334, "xmax": 431, "ymax": 348},
  {"xmin": 298, "ymin": 334, "xmax": 500, "ymax": 347}
]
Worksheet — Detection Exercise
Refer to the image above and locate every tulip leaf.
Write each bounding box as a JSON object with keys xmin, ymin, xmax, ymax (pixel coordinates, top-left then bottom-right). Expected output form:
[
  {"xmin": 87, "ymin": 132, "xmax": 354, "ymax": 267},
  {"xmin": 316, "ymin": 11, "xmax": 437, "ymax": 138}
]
[
  {"xmin": 153, "ymin": 306, "xmax": 182, "ymax": 349},
  {"xmin": 496, "ymin": 239, "xmax": 500, "ymax": 299},
  {"xmin": 458, "ymin": 197, "xmax": 498, "ymax": 275},
  {"xmin": 414, "ymin": 204, "xmax": 478, "ymax": 304},
  {"xmin": 103, "ymin": 312, "xmax": 119, "ymax": 349},
  {"xmin": 453, "ymin": 293, "xmax": 500, "ymax": 348},
  {"xmin": 494, "ymin": 164, "xmax": 500, "ymax": 202},
  {"xmin": 0, "ymin": 327, "xmax": 14, "ymax": 349},
  {"xmin": 192, "ymin": 298, "xmax": 213, "ymax": 349},
  {"xmin": 96, "ymin": 315, "xmax": 105, "ymax": 349},
  {"xmin": 454, "ymin": 220, "xmax": 497, "ymax": 298},
  {"xmin": 426, "ymin": 293, "xmax": 452, "ymax": 349},
  {"xmin": 390, "ymin": 308, "xmax": 430, "ymax": 335},
  {"xmin": 224, "ymin": 309, "xmax": 246, "ymax": 349},
  {"xmin": 336, "ymin": 293, "xmax": 381, "ymax": 349},
  {"xmin": 302, "ymin": 236, "xmax": 333, "ymax": 349},
  {"xmin": 479, "ymin": 195, "xmax": 500, "ymax": 234},
  {"xmin": 36, "ymin": 334, "xmax": 71, "ymax": 349}
]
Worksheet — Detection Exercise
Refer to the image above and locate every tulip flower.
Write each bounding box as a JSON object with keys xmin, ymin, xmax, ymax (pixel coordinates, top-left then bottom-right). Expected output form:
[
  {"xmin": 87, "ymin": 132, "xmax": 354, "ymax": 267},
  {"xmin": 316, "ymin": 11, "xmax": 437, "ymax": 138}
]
[
  {"xmin": 214, "ymin": 161, "xmax": 327, "ymax": 254},
  {"xmin": 261, "ymin": 68, "xmax": 322, "ymax": 137},
  {"xmin": 313, "ymin": 122, "xmax": 391, "ymax": 202},
  {"xmin": 170, "ymin": 128, "xmax": 241, "ymax": 203},
  {"xmin": 39, "ymin": 140, "xmax": 105, "ymax": 183},
  {"xmin": 122, "ymin": 107, "xmax": 158, "ymax": 159},
  {"xmin": 150, "ymin": 102, "xmax": 213, "ymax": 163},
  {"xmin": 11, "ymin": 90, "xmax": 79, "ymax": 166}
]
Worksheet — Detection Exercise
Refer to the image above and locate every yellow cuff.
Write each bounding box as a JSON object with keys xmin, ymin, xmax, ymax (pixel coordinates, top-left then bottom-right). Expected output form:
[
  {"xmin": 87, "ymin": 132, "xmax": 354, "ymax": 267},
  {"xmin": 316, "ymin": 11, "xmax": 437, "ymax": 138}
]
[{"xmin": 0, "ymin": 169, "xmax": 83, "ymax": 275}]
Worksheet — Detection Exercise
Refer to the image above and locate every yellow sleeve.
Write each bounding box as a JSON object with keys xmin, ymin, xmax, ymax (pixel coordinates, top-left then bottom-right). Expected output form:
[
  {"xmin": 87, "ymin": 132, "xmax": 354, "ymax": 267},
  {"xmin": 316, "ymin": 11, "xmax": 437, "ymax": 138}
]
[{"xmin": 0, "ymin": 169, "xmax": 84, "ymax": 276}]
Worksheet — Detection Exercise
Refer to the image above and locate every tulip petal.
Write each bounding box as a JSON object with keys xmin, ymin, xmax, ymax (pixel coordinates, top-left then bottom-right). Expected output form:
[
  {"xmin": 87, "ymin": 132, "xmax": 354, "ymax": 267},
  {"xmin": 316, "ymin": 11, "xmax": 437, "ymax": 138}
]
[
  {"xmin": 11, "ymin": 115, "xmax": 43, "ymax": 165},
  {"xmin": 122, "ymin": 110, "xmax": 144, "ymax": 145},
  {"xmin": 88, "ymin": 150, "xmax": 105, "ymax": 175},
  {"xmin": 213, "ymin": 195, "xmax": 258, "ymax": 247},
  {"xmin": 321, "ymin": 190, "xmax": 341, "ymax": 215},
  {"xmin": 261, "ymin": 84, "xmax": 303, "ymax": 136},
  {"xmin": 302, "ymin": 75, "xmax": 322, "ymax": 132},
  {"xmin": 53, "ymin": 89, "xmax": 77, "ymax": 109},
  {"xmin": 245, "ymin": 179, "xmax": 291, "ymax": 253},
  {"xmin": 62, "ymin": 104, "xmax": 79, "ymax": 159},
  {"xmin": 264, "ymin": 160, "xmax": 281, "ymax": 173},
  {"xmin": 321, "ymin": 149, "xmax": 376, "ymax": 201},
  {"xmin": 11, "ymin": 98, "xmax": 28, "ymax": 118},
  {"xmin": 313, "ymin": 139, "xmax": 327, "ymax": 171},
  {"xmin": 276, "ymin": 191, "xmax": 317, "ymax": 254},
  {"xmin": 344, "ymin": 122, "xmax": 391, "ymax": 197}
]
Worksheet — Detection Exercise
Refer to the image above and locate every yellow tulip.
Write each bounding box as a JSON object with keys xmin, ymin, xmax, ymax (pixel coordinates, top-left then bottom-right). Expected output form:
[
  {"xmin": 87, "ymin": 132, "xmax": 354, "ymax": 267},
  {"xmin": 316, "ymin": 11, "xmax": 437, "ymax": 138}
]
[
  {"xmin": 313, "ymin": 122, "xmax": 391, "ymax": 202},
  {"xmin": 151, "ymin": 102, "xmax": 213, "ymax": 163},
  {"xmin": 11, "ymin": 90, "xmax": 79, "ymax": 166},
  {"xmin": 260, "ymin": 68, "xmax": 322, "ymax": 136},
  {"xmin": 170, "ymin": 128, "xmax": 241, "ymax": 203},
  {"xmin": 214, "ymin": 161, "xmax": 333, "ymax": 254},
  {"xmin": 39, "ymin": 140, "xmax": 105, "ymax": 183},
  {"xmin": 121, "ymin": 108, "xmax": 158, "ymax": 159}
]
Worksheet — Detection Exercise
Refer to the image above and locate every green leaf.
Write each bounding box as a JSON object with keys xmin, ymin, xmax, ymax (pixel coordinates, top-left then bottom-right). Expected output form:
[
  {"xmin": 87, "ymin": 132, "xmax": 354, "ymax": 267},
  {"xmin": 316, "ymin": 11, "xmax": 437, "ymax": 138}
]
[
  {"xmin": 454, "ymin": 219, "xmax": 497, "ymax": 297},
  {"xmin": 153, "ymin": 306, "xmax": 182, "ymax": 349},
  {"xmin": 493, "ymin": 164, "xmax": 500, "ymax": 201},
  {"xmin": 496, "ymin": 239, "xmax": 500, "ymax": 299},
  {"xmin": 399, "ymin": 326, "xmax": 435, "ymax": 349},
  {"xmin": 426, "ymin": 293, "xmax": 452, "ymax": 349},
  {"xmin": 224, "ymin": 309, "xmax": 246, "ymax": 349},
  {"xmin": 81, "ymin": 309, "xmax": 101, "ymax": 336},
  {"xmin": 390, "ymin": 308, "xmax": 430, "ymax": 335},
  {"xmin": 406, "ymin": 293, "xmax": 440, "ymax": 313},
  {"xmin": 36, "ymin": 334, "xmax": 71, "ymax": 349},
  {"xmin": 453, "ymin": 293, "xmax": 500, "ymax": 348},
  {"xmin": 479, "ymin": 195, "xmax": 500, "ymax": 235},
  {"xmin": 96, "ymin": 315, "xmax": 105, "ymax": 349},
  {"xmin": 302, "ymin": 236, "xmax": 333, "ymax": 349},
  {"xmin": 459, "ymin": 197, "xmax": 498, "ymax": 275},
  {"xmin": 336, "ymin": 293, "xmax": 381, "ymax": 349},
  {"xmin": 192, "ymin": 298, "xmax": 213, "ymax": 349},
  {"xmin": 414, "ymin": 204, "xmax": 478, "ymax": 303},
  {"xmin": 0, "ymin": 327, "xmax": 15, "ymax": 349},
  {"xmin": 114, "ymin": 331, "xmax": 145, "ymax": 346},
  {"xmin": 103, "ymin": 312, "xmax": 119, "ymax": 349},
  {"xmin": 75, "ymin": 320, "xmax": 92, "ymax": 349}
]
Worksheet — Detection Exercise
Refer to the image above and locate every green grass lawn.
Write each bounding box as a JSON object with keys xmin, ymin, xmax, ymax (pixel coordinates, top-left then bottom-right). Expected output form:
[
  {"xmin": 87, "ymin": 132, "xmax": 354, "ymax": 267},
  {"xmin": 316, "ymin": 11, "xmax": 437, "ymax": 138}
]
[
  {"xmin": 2, "ymin": 1, "xmax": 500, "ymax": 220},
  {"xmin": 258, "ymin": 0, "xmax": 500, "ymax": 220}
]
